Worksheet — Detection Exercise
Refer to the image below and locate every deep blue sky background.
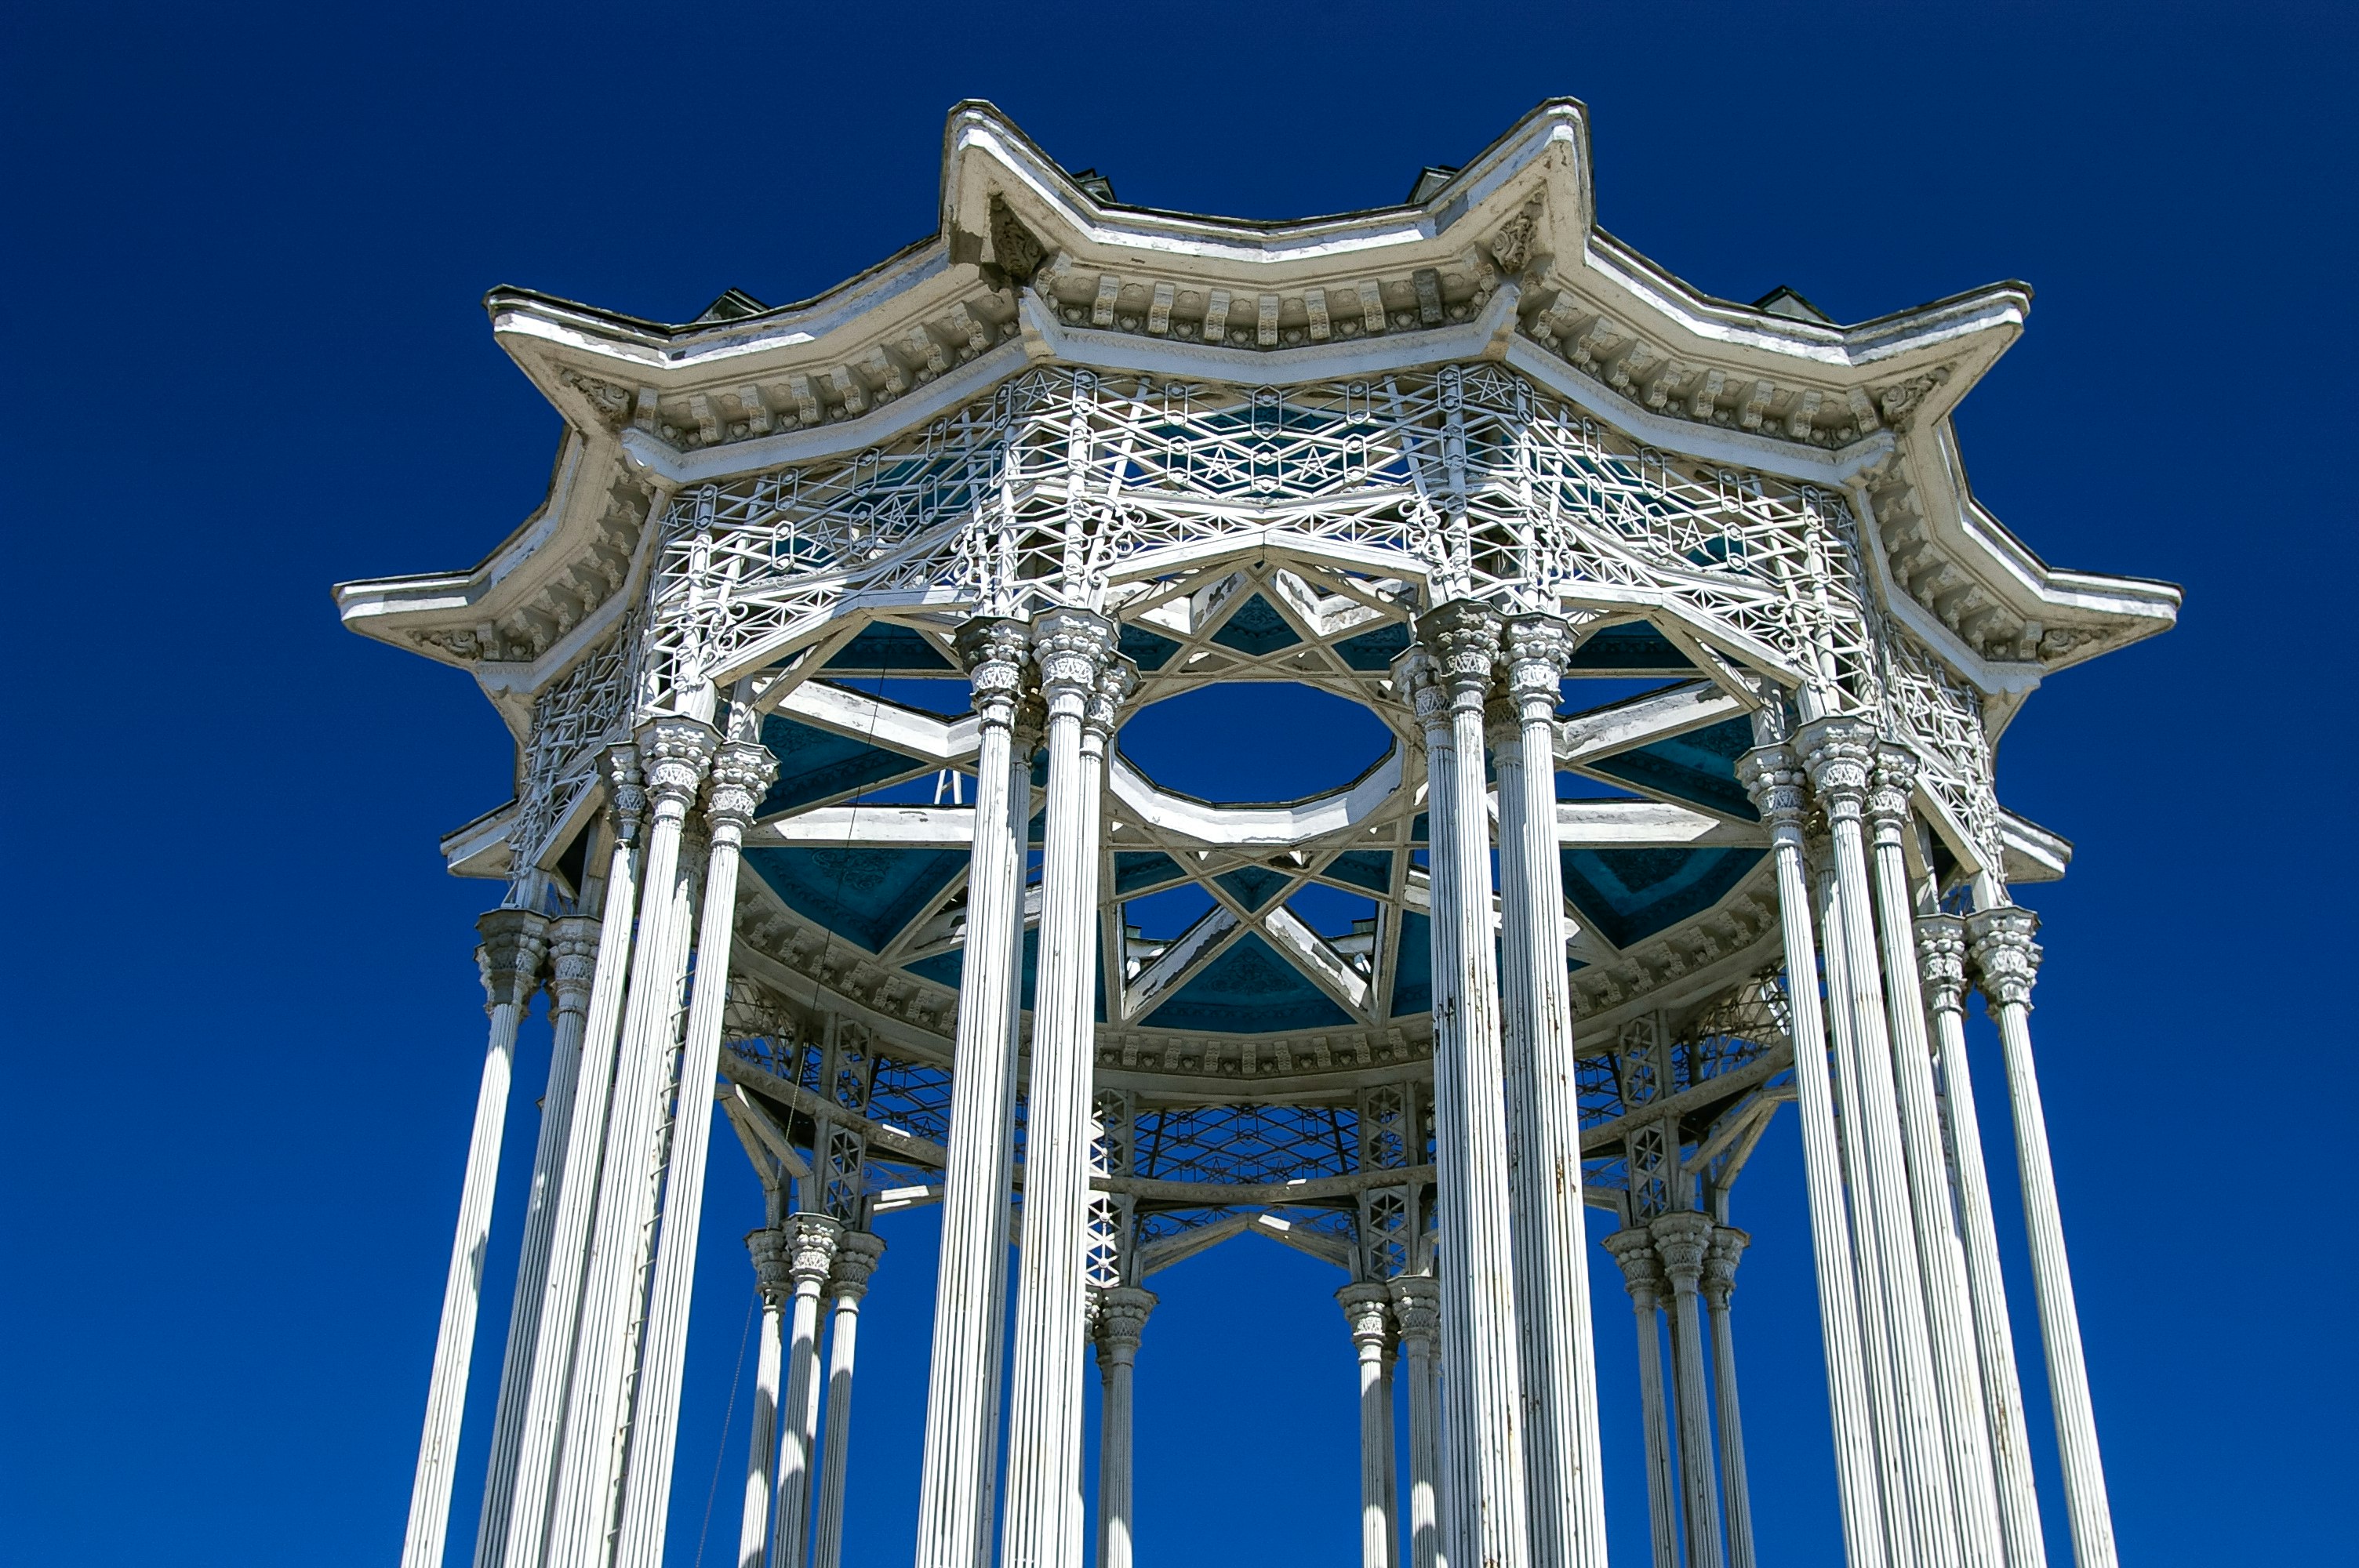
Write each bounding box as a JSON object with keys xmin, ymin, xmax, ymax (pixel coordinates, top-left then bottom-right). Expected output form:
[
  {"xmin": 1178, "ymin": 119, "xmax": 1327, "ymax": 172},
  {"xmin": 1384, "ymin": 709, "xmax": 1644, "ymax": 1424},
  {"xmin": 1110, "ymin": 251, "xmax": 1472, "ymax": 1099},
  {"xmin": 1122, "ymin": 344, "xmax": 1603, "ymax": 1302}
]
[{"xmin": 3, "ymin": 5, "xmax": 2352, "ymax": 1566}]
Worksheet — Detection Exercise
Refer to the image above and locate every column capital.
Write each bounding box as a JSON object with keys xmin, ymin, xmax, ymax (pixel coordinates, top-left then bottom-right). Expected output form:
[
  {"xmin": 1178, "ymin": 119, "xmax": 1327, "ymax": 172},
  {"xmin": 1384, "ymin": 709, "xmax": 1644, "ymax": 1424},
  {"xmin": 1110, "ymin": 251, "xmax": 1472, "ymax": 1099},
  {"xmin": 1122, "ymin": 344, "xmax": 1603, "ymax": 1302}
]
[
  {"xmin": 1032, "ymin": 608, "xmax": 1121, "ymax": 721},
  {"xmin": 748, "ymin": 1225, "xmax": 794, "ymax": 1302},
  {"xmin": 1735, "ymin": 743, "xmax": 1807, "ymax": 833},
  {"xmin": 1337, "ymin": 1282, "xmax": 1394, "ymax": 1351},
  {"xmin": 1794, "ymin": 716, "xmax": 1877, "ymax": 823},
  {"xmin": 602, "ymin": 742, "xmax": 648, "ymax": 844},
  {"xmin": 1085, "ymin": 656, "xmax": 1138, "ymax": 742},
  {"xmin": 1413, "ymin": 599, "xmax": 1503, "ymax": 711},
  {"xmin": 1386, "ymin": 1275, "xmax": 1441, "ymax": 1343},
  {"xmin": 1702, "ymin": 1225, "xmax": 1750, "ymax": 1309},
  {"xmin": 828, "ymin": 1230, "xmax": 887, "ymax": 1302},
  {"xmin": 1866, "ymin": 742, "xmax": 1919, "ymax": 847},
  {"xmin": 1965, "ymin": 906, "xmax": 2042, "ymax": 1011},
  {"xmin": 635, "ymin": 715, "xmax": 721, "ymax": 820},
  {"xmin": 1603, "ymin": 1226, "xmax": 1666, "ymax": 1305},
  {"xmin": 1092, "ymin": 1285, "xmax": 1158, "ymax": 1355},
  {"xmin": 1483, "ymin": 694, "xmax": 1521, "ymax": 755},
  {"xmin": 787, "ymin": 1213, "xmax": 845, "ymax": 1291},
  {"xmin": 1648, "ymin": 1211, "xmax": 1714, "ymax": 1290},
  {"xmin": 956, "ymin": 616, "xmax": 1033, "ymax": 728},
  {"xmin": 1394, "ymin": 645, "xmax": 1452, "ymax": 740},
  {"xmin": 476, "ymin": 909, "xmax": 550, "ymax": 1010},
  {"xmin": 545, "ymin": 914, "xmax": 601, "ymax": 1015},
  {"xmin": 1915, "ymin": 913, "xmax": 1971, "ymax": 1017},
  {"xmin": 1501, "ymin": 612, "xmax": 1583, "ymax": 710},
  {"xmin": 703, "ymin": 739, "xmax": 780, "ymax": 844}
]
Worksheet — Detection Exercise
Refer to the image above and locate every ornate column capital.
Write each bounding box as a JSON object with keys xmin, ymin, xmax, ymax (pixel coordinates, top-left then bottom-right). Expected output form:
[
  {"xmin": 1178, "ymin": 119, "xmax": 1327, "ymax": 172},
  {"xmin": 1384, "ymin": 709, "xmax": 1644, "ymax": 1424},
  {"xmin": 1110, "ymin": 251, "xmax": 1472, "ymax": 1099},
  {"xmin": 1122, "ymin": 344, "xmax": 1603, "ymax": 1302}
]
[
  {"xmin": 602, "ymin": 742, "xmax": 647, "ymax": 845},
  {"xmin": 1502, "ymin": 612, "xmax": 1579, "ymax": 715},
  {"xmin": 957, "ymin": 617, "xmax": 1033, "ymax": 729},
  {"xmin": 1702, "ymin": 1225, "xmax": 1750, "ymax": 1310},
  {"xmin": 1735, "ymin": 744, "xmax": 1807, "ymax": 833},
  {"xmin": 1648, "ymin": 1210, "xmax": 1714, "ymax": 1291},
  {"xmin": 1483, "ymin": 695, "xmax": 1521, "ymax": 757},
  {"xmin": 1394, "ymin": 646, "xmax": 1451, "ymax": 744},
  {"xmin": 1915, "ymin": 914, "xmax": 1971, "ymax": 1017},
  {"xmin": 1337, "ymin": 1282, "xmax": 1394, "ymax": 1352},
  {"xmin": 1603, "ymin": 1226, "xmax": 1666, "ymax": 1306},
  {"xmin": 1966, "ymin": 906, "xmax": 2042, "ymax": 1011},
  {"xmin": 1867, "ymin": 742, "xmax": 1919, "ymax": 848},
  {"xmin": 787, "ymin": 1213, "xmax": 845, "ymax": 1293},
  {"xmin": 635, "ymin": 716, "xmax": 721, "ymax": 822},
  {"xmin": 1085, "ymin": 656, "xmax": 1138, "ymax": 742},
  {"xmin": 827, "ymin": 1230, "xmax": 887, "ymax": 1302},
  {"xmin": 703, "ymin": 739, "xmax": 779, "ymax": 848},
  {"xmin": 748, "ymin": 1225, "xmax": 794, "ymax": 1304},
  {"xmin": 1092, "ymin": 1284, "xmax": 1158, "ymax": 1357},
  {"xmin": 1794, "ymin": 716, "xmax": 1877, "ymax": 826},
  {"xmin": 545, "ymin": 914, "xmax": 601, "ymax": 1016},
  {"xmin": 1031, "ymin": 608, "xmax": 1121, "ymax": 724},
  {"xmin": 476, "ymin": 909, "xmax": 550, "ymax": 1011},
  {"xmin": 1387, "ymin": 1275, "xmax": 1441, "ymax": 1345},
  {"xmin": 1414, "ymin": 600, "xmax": 1503, "ymax": 714}
]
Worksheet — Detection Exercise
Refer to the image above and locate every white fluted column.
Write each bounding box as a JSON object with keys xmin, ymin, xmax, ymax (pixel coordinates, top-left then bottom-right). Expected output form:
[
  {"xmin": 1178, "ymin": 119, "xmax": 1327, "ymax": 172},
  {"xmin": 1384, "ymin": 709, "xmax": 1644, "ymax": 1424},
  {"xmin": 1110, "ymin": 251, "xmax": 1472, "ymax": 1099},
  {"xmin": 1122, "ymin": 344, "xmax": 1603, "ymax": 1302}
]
[
  {"xmin": 1001, "ymin": 609, "xmax": 1129, "ymax": 1568},
  {"xmin": 1866, "ymin": 749, "xmax": 2005, "ymax": 1567},
  {"xmin": 474, "ymin": 913, "xmax": 600, "ymax": 1568},
  {"xmin": 543, "ymin": 717, "xmax": 715, "ymax": 1568},
  {"xmin": 1917, "ymin": 916, "xmax": 2046, "ymax": 1568},
  {"xmin": 1799, "ymin": 717, "xmax": 1957, "ymax": 1568},
  {"xmin": 1405, "ymin": 604, "xmax": 1529, "ymax": 1568},
  {"xmin": 811, "ymin": 1232, "xmax": 886, "ymax": 1568},
  {"xmin": 614, "ymin": 736, "xmax": 779, "ymax": 1568},
  {"xmin": 1968, "ymin": 908, "xmax": 2117, "ymax": 1568},
  {"xmin": 772, "ymin": 1215, "xmax": 844, "ymax": 1568},
  {"xmin": 499, "ymin": 750, "xmax": 646, "ymax": 1568},
  {"xmin": 1603, "ymin": 1230, "xmax": 1678, "ymax": 1568},
  {"xmin": 740, "ymin": 1229, "xmax": 792, "ymax": 1568},
  {"xmin": 1092, "ymin": 1287, "xmax": 1155, "ymax": 1568},
  {"xmin": 915, "ymin": 619, "xmax": 1032, "ymax": 1568},
  {"xmin": 401, "ymin": 907, "xmax": 548, "ymax": 1568},
  {"xmin": 1492, "ymin": 615, "xmax": 1608, "ymax": 1568},
  {"xmin": 1701, "ymin": 1228, "xmax": 1756, "ymax": 1568},
  {"xmin": 1390, "ymin": 1277, "xmax": 1445, "ymax": 1568},
  {"xmin": 1735, "ymin": 746, "xmax": 1885, "ymax": 1568},
  {"xmin": 1339, "ymin": 1285, "xmax": 1396, "ymax": 1568},
  {"xmin": 1653, "ymin": 1213, "xmax": 1727, "ymax": 1568}
]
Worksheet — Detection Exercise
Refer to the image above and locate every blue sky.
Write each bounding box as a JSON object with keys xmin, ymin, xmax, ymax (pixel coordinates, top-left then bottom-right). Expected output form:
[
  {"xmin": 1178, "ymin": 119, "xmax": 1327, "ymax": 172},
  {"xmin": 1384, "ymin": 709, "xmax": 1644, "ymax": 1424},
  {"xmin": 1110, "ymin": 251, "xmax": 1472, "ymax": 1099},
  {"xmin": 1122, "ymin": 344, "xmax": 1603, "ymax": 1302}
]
[{"xmin": 2, "ymin": 4, "xmax": 2351, "ymax": 1566}]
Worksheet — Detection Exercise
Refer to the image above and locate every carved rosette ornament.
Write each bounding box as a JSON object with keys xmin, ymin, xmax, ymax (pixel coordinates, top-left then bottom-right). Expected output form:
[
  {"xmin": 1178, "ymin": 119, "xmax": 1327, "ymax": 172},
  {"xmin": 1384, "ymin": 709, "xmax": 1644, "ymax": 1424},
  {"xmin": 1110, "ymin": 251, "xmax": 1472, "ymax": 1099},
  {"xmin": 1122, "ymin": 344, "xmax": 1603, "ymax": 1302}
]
[
  {"xmin": 476, "ymin": 909, "xmax": 550, "ymax": 1011},
  {"xmin": 545, "ymin": 915, "xmax": 601, "ymax": 1018},
  {"xmin": 787, "ymin": 1213, "xmax": 845, "ymax": 1291},
  {"xmin": 828, "ymin": 1231, "xmax": 888, "ymax": 1304},
  {"xmin": 637, "ymin": 716, "xmax": 720, "ymax": 825},
  {"xmin": 1648, "ymin": 1211, "xmax": 1714, "ymax": 1292},
  {"xmin": 703, "ymin": 741, "xmax": 780, "ymax": 848},
  {"xmin": 1867, "ymin": 742, "xmax": 1919, "ymax": 850},
  {"xmin": 1092, "ymin": 1285, "xmax": 1157, "ymax": 1359},
  {"xmin": 747, "ymin": 1226, "xmax": 793, "ymax": 1305},
  {"xmin": 1796, "ymin": 717, "xmax": 1877, "ymax": 826},
  {"xmin": 1337, "ymin": 1283, "xmax": 1394, "ymax": 1352},
  {"xmin": 604, "ymin": 742, "xmax": 648, "ymax": 845},
  {"xmin": 1914, "ymin": 915, "xmax": 1971, "ymax": 1018},
  {"xmin": 1735, "ymin": 745, "xmax": 1807, "ymax": 834},
  {"xmin": 1965, "ymin": 906, "xmax": 2042, "ymax": 1012},
  {"xmin": 1387, "ymin": 1276, "xmax": 1441, "ymax": 1345},
  {"xmin": 1702, "ymin": 1225, "xmax": 1750, "ymax": 1312},
  {"xmin": 1602, "ymin": 1227, "xmax": 1667, "ymax": 1308}
]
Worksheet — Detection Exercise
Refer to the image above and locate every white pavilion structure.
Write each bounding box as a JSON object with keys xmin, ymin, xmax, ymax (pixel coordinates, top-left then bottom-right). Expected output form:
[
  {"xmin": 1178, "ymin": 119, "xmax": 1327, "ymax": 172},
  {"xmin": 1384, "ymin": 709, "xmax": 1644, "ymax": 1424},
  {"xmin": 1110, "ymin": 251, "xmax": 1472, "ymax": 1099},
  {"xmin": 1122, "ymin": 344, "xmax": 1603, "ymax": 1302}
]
[{"xmin": 340, "ymin": 99, "xmax": 2174, "ymax": 1568}]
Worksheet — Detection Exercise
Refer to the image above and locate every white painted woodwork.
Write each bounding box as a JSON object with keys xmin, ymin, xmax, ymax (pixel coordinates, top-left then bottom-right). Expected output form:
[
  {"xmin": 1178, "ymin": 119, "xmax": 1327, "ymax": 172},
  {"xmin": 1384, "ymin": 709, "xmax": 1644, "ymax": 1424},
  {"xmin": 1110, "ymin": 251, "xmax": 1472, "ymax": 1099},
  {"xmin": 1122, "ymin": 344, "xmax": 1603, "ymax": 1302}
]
[
  {"xmin": 1970, "ymin": 909, "xmax": 2118, "ymax": 1568},
  {"xmin": 401, "ymin": 909, "xmax": 546, "ymax": 1568},
  {"xmin": 914, "ymin": 622, "xmax": 1029, "ymax": 1568},
  {"xmin": 1866, "ymin": 760, "xmax": 2006, "ymax": 1567},
  {"xmin": 474, "ymin": 913, "xmax": 598, "ymax": 1568},
  {"xmin": 811, "ymin": 1233, "xmax": 885, "ymax": 1568},
  {"xmin": 1917, "ymin": 917, "xmax": 2048, "ymax": 1568}
]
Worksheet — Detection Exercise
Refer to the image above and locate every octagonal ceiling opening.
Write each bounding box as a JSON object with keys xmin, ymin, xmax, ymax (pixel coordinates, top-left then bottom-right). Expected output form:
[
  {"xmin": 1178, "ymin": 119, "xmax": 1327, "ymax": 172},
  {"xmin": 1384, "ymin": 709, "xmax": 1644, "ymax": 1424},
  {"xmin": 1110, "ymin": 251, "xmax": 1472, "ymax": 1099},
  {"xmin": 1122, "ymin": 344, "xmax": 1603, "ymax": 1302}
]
[{"xmin": 1117, "ymin": 681, "xmax": 1394, "ymax": 806}]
